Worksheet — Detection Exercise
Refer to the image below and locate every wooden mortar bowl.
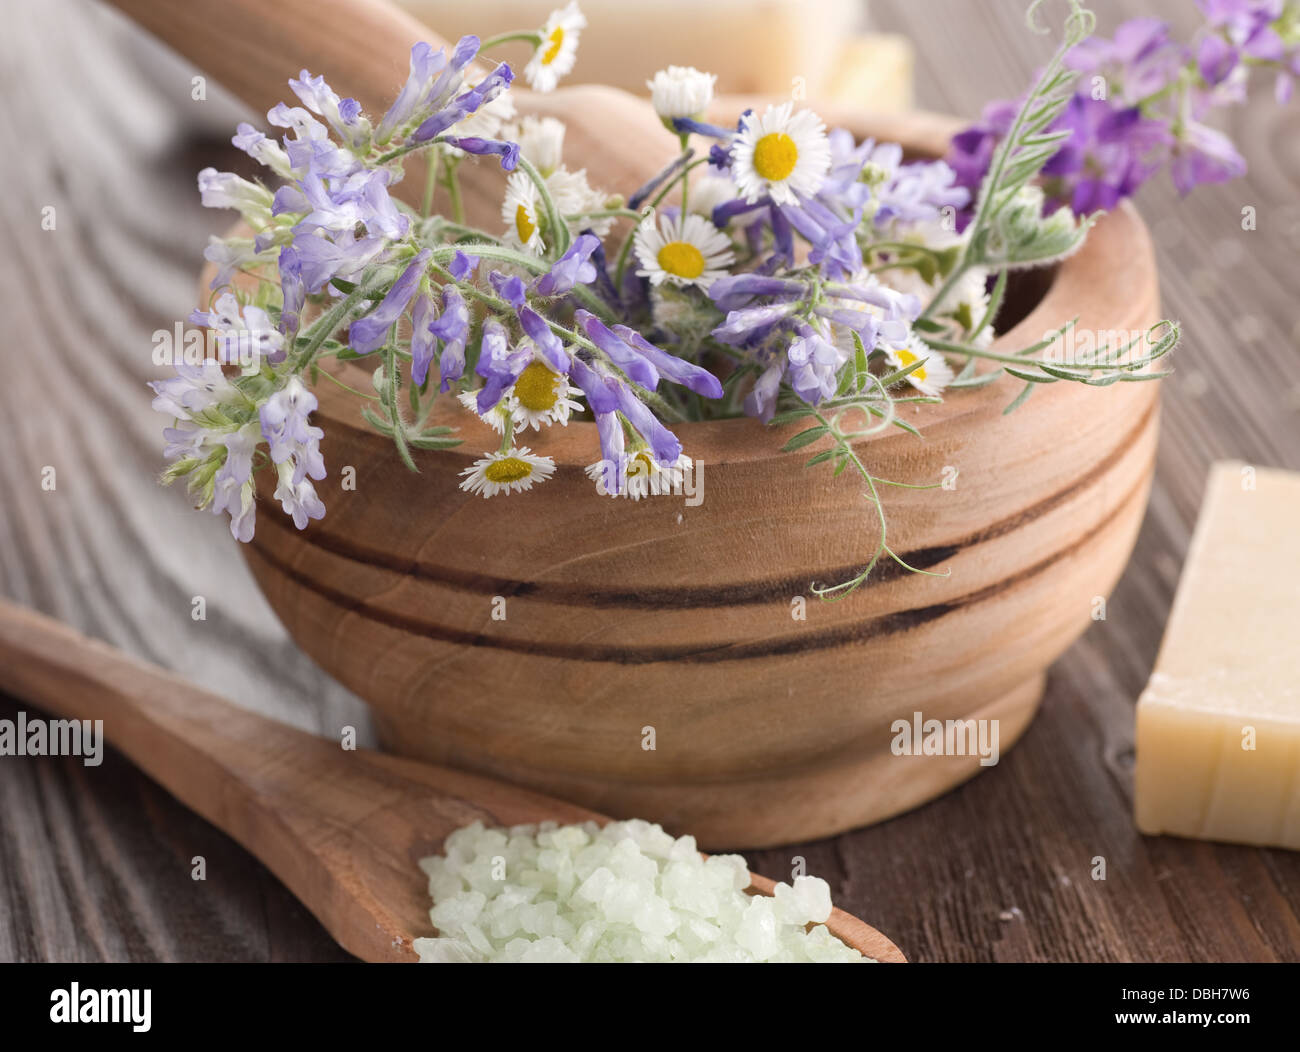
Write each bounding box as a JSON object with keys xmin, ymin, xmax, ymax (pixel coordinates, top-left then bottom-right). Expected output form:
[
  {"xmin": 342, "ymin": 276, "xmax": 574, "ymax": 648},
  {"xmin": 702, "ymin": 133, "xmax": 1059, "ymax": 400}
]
[{"xmin": 208, "ymin": 116, "xmax": 1162, "ymax": 850}]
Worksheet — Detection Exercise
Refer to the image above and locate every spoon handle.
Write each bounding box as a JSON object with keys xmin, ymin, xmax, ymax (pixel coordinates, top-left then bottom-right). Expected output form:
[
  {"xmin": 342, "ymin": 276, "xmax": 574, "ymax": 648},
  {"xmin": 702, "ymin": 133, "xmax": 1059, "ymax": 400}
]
[{"xmin": 0, "ymin": 596, "xmax": 345, "ymax": 824}]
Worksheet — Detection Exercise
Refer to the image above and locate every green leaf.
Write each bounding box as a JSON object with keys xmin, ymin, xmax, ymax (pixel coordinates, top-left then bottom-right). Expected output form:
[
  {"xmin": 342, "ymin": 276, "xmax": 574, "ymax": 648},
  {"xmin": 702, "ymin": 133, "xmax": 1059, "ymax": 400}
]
[
  {"xmin": 1003, "ymin": 382, "xmax": 1036, "ymax": 414},
  {"xmin": 782, "ymin": 426, "xmax": 828, "ymax": 452}
]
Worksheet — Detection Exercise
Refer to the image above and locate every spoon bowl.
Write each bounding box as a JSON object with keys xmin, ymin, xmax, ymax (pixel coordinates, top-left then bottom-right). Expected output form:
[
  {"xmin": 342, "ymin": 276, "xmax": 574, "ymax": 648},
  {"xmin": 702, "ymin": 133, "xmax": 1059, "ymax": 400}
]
[{"xmin": 0, "ymin": 599, "xmax": 905, "ymax": 962}]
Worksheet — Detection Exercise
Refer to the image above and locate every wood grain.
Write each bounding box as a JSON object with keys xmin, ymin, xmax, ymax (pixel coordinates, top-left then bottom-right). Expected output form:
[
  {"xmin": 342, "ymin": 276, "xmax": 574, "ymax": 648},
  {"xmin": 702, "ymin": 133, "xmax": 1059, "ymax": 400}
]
[
  {"xmin": 0, "ymin": 598, "xmax": 905, "ymax": 961},
  {"xmin": 1, "ymin": 0, "xmax": 1298, "ymax": 962},
  {"xmin": 229, "ymin": 160, "xmax": 1162, "ymax": 849}
]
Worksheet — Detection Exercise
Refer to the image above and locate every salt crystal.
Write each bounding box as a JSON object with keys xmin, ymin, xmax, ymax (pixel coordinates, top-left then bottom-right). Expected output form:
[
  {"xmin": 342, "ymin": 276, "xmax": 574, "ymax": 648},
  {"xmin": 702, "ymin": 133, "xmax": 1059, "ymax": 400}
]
[{"xmin": 413, "ymin": 818, "xmax": 871, "ymax": 964}]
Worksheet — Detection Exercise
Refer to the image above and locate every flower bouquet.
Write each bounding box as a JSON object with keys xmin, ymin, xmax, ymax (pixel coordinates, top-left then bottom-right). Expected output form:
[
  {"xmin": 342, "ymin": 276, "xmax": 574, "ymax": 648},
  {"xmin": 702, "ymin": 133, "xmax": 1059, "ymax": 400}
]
[{"xmin": 157, "ymin": 0, "xmax": 1295, "ymax": 844}]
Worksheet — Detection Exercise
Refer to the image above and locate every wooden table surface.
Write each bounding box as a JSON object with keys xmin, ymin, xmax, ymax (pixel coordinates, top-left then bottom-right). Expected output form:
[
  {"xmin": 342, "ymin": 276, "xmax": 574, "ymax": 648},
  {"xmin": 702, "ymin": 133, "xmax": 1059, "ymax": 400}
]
[{"xmin": 2, "ymin": 0, "xmax": 1297, "ymax": 963}]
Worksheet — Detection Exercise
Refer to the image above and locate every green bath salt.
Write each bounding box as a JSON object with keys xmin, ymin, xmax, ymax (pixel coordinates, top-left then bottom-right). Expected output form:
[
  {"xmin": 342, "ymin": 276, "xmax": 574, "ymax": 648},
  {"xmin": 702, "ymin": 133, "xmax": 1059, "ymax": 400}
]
[{"xmin": 414, "ymin": 819, "xmax": 870, "ymax": 963}]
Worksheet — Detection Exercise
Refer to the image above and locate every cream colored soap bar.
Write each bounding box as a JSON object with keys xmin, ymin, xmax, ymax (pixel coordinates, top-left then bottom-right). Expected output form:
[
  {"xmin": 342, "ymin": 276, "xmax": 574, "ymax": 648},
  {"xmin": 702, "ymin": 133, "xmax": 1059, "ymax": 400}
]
[
  {"xmin": 1135, "ymin": 461, "xmax": 1300, "ymax": 850},
  {"xmin": 395, "ymin": 0, "xmax": 869, "ymax": 98}
]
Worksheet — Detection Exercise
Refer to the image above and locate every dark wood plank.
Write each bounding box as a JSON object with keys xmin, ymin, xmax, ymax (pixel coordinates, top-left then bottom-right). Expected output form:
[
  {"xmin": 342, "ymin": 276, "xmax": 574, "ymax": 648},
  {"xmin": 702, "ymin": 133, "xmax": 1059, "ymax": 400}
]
[{"xmin": 2, "ymin": 0, "xmax": 1298, "ymax": 962}]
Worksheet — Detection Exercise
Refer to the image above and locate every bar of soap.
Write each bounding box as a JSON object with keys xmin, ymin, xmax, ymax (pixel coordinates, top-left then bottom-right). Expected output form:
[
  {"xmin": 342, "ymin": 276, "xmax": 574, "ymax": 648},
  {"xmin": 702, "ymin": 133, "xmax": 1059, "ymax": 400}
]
[
  {"xmin": 1135, "ymin": 461, "xmax": 1300, "ymax": 850},
  {"xmin": 395, "ymin": 0, "xmax": 866, "ymax": 97},
  {"xmin": 824, "ymin": 34, "xmax": 914, "ymax": 113}
]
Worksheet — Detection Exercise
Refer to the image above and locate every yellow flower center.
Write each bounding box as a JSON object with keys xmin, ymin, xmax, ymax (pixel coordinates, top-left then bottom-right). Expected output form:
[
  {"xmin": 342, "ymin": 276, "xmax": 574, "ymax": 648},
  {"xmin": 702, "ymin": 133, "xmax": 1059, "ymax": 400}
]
[
  {"xmin": 752, "ymin": 131, "xmax": 799, "ymax": 182},
  {"xmin": 629, "ymin": 451, "xmax": 655, "ymax": 479},
  {"xmin": 896, "ymin": 348, "xmax": 927, "ymax": 382},
  {"xmin": 484, "ymin": 457, "xmax": 534, "ymax": 484},
  {"xmin": 515, "ymin": 203, "xmax": 537, "ymax": 244},
  {"xmin": 513, "ymin": 361, "xmax": 561, "ymax": 412},
  {"xmin": 542, "ymin": 26, "xmax": 565, "ymax": 65},
  {"xmin": 656, "ymin": 240, "xmax": 706, "ymax": 279}
]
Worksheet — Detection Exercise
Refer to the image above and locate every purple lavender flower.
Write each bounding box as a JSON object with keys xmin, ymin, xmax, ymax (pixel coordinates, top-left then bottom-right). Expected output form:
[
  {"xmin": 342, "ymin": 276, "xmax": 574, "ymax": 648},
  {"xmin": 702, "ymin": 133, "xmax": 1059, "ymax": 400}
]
[
  {"xmin": 377, "ymin": 38, "xmax": 481, "ymax": 144},
  {"xmin": 517, "ymin": 306, "xmax": 571, "ymax": 372},
  {"xmin": 778, "ymin": 197, "xmax": 861, "ymax": 279},
  {"xmin": 1066, "ymin": 17, "xmax": 1187, "ymax": 101},
  {"xmin": 707, "ymin": 274, "xmax": 805, "ymax": 313},
  {"xmin": 1196, "ymin": 0, "xmax": 1292, "ymax": 94},
  {"xmin": 209, "ymin": 422, "xmax": 261, "ymax": 542},
  {"xmin": 591, "ymin": 409, "xmax": 627, "ymax": 495},
  {"xmin": 409, "ymin": 287, "xmax": 437, "ymax": 388},
  {"xmin": 447, "ymin": 250, "xmax": 480, "ymax": 281},
  {"xmin": 568, "ymin": 356, "xmax": 621, "ymax": 414},
  {"xmin": 259, "ymin": 376, "xmax": 326, "ymax": 485},
  {"xmin": 278, "ymin": 245, "xmax": 306, "ymax": 340},
  {"xmin": 743, "ymin": 360, "xmax": 785, "ymax": 423},
  {"xmin": 1169, "ymin": 120, "xmax": 1247, "ymax": 193},
  {"xmin": 611, "ymin": 325, "xmax": 724, "ymax": 399},
  {"xmin": 274, "ymin": 470, "xmax": 327, "ymax": 530},
  {"xmin": 575, "ymin": 311, "xmax": 660, "ymax": 389},
  {"xmin": 197, "ymin": 168, "xmax": 272, "ymax": 219},
  {"xmin": 534, "ymin": 234, "xmax": 600, "ymax": 296},
  {"xmin": 875, "ymin": 159, "xmax": 970, "ymax": 226},
  {"xmin": 474, "ymin": 318, "xmax": 531, "ymax": 412},
  {"xmin": 784, "ymin": 326, "xmax": 846, "ymax": 405},
  {"xmin": 1041, "ymin": 95, "xmax": 1171, "ymax": 213},
  {"xmin": 203, "ymin": 236, "xmax": 263, "ymax": 290},
  {"xmin": 946, "ymin": 99, "xmax": 1019, "ymax": 203},
  {"xmin": 188, "ymin": 293, "xmax": 285, "ymax": 367},
  {"xmin": 712, "ymin": 302, "xmax": 800, "ymax": 346},
  {"xmin": 433, "ymin": 285, "xmax": 470, "ymax": 390},
  {"xmin": 288, "ymin": 70, "xmax": 370, "ymax": 149},
  {"xmin": 347, "ymin": 249, "xmax": 431, "ymax": 354},
  {"xmin": 149, "ymin": 359, "xmax": 235, "ymax": 419},
  {"xmin": 232, "ymin": 121, "xmax": 293, "ymax": 178},
  {"xmin": 289, "ymin": 231, "xmax": 384, "ymax": 293},
  {"xmin": 490, "ymin": 270, "xmax": 527, "ymax": 308},
  {"xmin": 612, "ymin": 382, "xmax": 682, "ymax": 465},
  {"xmin": 411, "ymin": 64, "xmax": 515, "ymax": 143},
  {"xmin": 441, "ymin": 136, "xmax": 520, "ymax": 170}
]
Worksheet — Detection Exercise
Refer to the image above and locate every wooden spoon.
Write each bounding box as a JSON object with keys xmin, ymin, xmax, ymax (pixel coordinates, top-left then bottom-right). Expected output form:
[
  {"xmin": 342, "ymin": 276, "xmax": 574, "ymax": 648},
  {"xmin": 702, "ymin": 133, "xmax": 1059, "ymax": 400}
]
[{"xmin": 0, "ymin": 599, "xmax": 905, "ymax": 962}]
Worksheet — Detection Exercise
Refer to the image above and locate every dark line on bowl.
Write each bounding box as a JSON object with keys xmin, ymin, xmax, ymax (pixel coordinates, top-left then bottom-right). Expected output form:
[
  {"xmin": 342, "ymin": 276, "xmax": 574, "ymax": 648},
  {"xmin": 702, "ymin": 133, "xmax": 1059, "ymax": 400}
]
[
  {"xmin": 257, "ymin": 398, "xmax": 1157, "ymax": 611},
  {"xmin": 246, "ymin": 463, "xmax": 1151, "ymax": 666}
]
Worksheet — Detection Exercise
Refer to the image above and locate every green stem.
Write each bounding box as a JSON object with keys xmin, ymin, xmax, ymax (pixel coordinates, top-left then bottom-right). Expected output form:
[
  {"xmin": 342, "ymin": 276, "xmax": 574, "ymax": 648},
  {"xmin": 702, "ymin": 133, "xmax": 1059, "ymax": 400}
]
[
  {"xmin": 613, "ymin": 156, "xmax": 711, "ymax": 288},
  {"xmin": 516, "ymin": 155, "xmax": 569, "ymax": 257},
  {"xmin": 444, "ymin": 155, "xmax": 465, "ymax": 225},
  {"xmin": 375, "ymin": 135, "xmax": 449, "ymax": 166},
  {"xmin": 294, "ymin": 280, "xmax": 382, "ymax": 372},
  {"xmin": 422, "ymin": 150, "xmax": 441, "ymax": 218},
  {"xmin": 479, "ymin": 30, "xmax": 543, "ymax": 50}
]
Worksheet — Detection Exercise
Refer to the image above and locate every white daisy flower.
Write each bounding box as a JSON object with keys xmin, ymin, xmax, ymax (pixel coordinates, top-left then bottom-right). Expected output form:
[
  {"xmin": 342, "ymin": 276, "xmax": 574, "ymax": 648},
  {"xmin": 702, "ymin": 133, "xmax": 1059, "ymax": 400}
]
[
  {"xmin": 688, "ymin": 173, "xmax": 744, "ymax": 225},
  {"xmin": 525, "ymin": 2, "xmax": 586, "ymax": 93},
  {"xmin": 730, "ymin": 102, "xmax": 832, "ymax": 206},
  {"xmin": 884, "ymin": 333, "xmax": 954, "ymax": 398},
  {"xmin": 584, "ymin": 450, "xmax": 693, "ymax": 500},
  {"xmin": 501, "ymin": 171, "xmax": 546, "ymax": 255},
  {"xmin": 458, "ymin": 390, "xmax": 513, "ymax": 433},
  {"xmin": 626, "ymin": 450, "xmax": 692, "ymax": 500},
  {"xmin": 647, "ymin": 66, "xmax": 716, "ymax": 125},
  {"xmin": 459, "ymin": 447, "xmax": 556, "ymax": 497},
  {"xmin": 507, "ymin": 349, "xmax": 584, "ymax": 430},
  {"xmin": 507, "ymin": 115, "xmax": 567, "ymax": 177},
  {"xmin": 547, "ymin": 165, "xmax": 614, "ymax": 237},
  {"xmin": 634, "ymin": 212, "xmax": 735, "ymax": 289}
]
